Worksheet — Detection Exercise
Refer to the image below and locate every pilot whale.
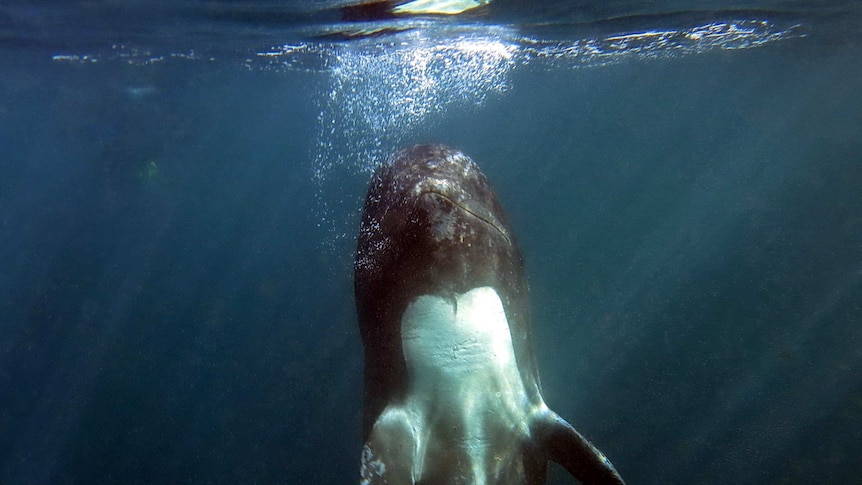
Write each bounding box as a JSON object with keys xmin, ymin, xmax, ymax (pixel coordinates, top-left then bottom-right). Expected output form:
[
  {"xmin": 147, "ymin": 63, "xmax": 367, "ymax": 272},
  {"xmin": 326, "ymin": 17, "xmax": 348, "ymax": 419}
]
[{"xmin": 355, "ymin": 144, "xmax": 625, "ymax": 484}]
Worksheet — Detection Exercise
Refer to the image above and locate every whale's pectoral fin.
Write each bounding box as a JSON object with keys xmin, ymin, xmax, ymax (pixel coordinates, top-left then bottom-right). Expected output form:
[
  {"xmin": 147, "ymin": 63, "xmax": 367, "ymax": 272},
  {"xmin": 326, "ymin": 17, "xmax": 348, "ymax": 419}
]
[
  {"xmin": 530, "ymin": 408, "xmax": 626, "ymax": 485},
  {"xmin": 361, "ymin": 405, "xmax": 416, "ymax": 484}
]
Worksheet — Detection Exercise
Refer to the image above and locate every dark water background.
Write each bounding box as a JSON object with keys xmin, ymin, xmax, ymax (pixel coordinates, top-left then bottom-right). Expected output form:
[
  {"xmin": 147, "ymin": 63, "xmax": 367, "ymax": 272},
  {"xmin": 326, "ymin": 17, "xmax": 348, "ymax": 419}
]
[{"xmin": 2, "ymin": 1, "xmax": 861, "ymax": 483}]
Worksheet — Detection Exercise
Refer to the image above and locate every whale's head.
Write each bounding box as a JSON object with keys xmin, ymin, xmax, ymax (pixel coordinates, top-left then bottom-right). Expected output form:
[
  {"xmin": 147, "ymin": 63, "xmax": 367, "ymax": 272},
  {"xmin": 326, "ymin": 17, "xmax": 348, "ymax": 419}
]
[{"xmin": 355, "ymin": 143, "xmax": 520, "ymax": 296}]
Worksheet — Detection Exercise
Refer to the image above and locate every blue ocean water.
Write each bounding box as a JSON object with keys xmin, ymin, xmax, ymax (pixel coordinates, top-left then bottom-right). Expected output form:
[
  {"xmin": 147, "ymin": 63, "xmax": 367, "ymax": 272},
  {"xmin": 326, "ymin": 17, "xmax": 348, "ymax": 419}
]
[{"xmin": 1, "ymin": 1, "xmax": 861, "ymax": 483}]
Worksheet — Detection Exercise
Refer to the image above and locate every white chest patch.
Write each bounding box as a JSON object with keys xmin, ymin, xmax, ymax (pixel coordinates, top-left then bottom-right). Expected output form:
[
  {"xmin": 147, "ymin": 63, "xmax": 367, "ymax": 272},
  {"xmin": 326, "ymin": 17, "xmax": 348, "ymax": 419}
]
[
  {"xmin": 402, "ymin": 287, "xmax": 522, "ymax": 387},
  {"xmin": 399, "ymin": 287, "xmax": 534, "ymax": 482}
]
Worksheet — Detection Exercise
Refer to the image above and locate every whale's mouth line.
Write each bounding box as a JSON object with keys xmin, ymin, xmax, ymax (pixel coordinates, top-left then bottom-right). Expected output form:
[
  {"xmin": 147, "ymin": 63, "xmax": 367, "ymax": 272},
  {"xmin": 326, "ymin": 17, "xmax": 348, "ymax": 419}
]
[{"xmin": 423, "ymin": 190, "xmax": 511, "ymax": 244}]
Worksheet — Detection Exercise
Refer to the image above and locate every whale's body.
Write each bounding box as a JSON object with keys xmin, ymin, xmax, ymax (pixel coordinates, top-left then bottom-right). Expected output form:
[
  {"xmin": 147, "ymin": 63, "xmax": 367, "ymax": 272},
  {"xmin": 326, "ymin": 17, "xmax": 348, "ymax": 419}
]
[{"xmin": 355, "ymin": 144, "xmax": 625, "ymax": 484}]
